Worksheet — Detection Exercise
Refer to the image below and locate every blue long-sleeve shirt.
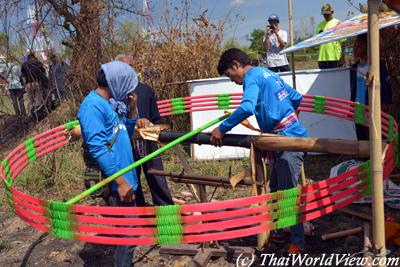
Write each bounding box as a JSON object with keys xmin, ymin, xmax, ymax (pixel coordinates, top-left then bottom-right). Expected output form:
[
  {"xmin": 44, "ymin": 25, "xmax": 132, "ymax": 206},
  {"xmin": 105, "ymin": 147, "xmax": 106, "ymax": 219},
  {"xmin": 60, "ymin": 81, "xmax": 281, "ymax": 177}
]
[
  {"xmin": 78, "ymin": 90, "xmax": 138, "ymax": 191},
  {"xmin": 219, "ymin": 67, "xmax": 307, "ymax": 137}
]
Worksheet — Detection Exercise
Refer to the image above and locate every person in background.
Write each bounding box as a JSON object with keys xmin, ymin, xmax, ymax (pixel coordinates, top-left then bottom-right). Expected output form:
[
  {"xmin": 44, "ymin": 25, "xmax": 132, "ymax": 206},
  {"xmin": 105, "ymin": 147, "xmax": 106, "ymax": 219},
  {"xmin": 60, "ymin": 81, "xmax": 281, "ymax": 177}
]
[
  {"xmin": 317, "ymin": 4, "xmax": 342, "ymax": 69},
  {"xmin": 211, "ymin": 48, "xmax": 307, "ymax": 254},
  {"xmin": 78, "ymin": 61, "xmax": 139, "ymax": 267},
  {"xmin": 0, "ymin": 60, "xmax": 26, "ymax": 116},
  {"xmin": 20, "ymin": 53, "xmax": 48, "ymax": 120},
  {"xmin": 350, "ymin": 33, "xmax": 392, "ymax": 140},
  {"xmin": 48, "ymin": 53, "xmax": 69, "ymax": 107},
  {"xmin": 262, "ymin": 14, "xmax": 290, "ymax": 72},
  {"xmin": 115, "ymin": 54, "xmax": 174, "ymax": 206}
]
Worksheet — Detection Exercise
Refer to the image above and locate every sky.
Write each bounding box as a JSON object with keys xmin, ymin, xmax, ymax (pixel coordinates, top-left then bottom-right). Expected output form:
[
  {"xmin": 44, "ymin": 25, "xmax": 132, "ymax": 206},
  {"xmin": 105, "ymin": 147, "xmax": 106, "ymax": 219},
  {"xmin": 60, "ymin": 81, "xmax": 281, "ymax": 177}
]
[{"xmin": 146, "ymin": 0, "xmax": 368, "ymax": 45}]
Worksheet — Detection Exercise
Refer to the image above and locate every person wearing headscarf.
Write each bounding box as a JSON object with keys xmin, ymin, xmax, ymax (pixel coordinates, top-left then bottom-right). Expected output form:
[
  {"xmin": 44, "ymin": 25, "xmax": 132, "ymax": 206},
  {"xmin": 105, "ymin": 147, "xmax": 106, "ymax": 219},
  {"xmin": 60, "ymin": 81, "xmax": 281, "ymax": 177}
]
[{"xmin": 78, "ymin": 61, "xmax": 139, "ymax": 267}]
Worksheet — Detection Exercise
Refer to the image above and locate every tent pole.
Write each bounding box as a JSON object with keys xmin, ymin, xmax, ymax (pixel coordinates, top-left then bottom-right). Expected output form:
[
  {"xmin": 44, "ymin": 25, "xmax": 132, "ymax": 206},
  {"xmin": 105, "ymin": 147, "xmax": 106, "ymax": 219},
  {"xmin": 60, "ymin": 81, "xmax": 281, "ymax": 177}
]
[
  {"xmin": 368, "ymin": 0, "xmax": 386, "ymax": 264},
  {"xmin": 288, "ymin": 0, "xmax": 306, "ymax": 185}
]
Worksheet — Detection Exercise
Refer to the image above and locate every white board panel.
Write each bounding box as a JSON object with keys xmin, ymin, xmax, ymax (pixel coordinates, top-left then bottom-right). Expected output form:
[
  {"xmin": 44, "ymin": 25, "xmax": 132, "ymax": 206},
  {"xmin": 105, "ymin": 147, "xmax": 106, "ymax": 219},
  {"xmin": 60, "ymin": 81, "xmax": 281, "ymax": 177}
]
[{"xmin": 188, "ymin": 68, "xmax": 356, "ymax": 160}]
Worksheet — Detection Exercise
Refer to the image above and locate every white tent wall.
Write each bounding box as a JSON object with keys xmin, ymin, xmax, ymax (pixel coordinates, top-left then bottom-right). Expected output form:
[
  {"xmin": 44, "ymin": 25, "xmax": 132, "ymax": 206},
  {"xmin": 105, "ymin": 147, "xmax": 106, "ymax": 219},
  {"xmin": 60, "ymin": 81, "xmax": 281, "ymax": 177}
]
[{"xmin": 188, "ymin": 67, "xmax": 356, "ymax": 160}]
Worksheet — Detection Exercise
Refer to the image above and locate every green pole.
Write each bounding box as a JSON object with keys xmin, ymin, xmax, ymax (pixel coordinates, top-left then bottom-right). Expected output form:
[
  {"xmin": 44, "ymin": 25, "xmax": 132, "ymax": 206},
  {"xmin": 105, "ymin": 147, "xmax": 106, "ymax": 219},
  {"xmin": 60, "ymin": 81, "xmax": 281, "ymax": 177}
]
[{"xmin": 66, "ymin": 114, "xmax": 229, "ymax": 205}]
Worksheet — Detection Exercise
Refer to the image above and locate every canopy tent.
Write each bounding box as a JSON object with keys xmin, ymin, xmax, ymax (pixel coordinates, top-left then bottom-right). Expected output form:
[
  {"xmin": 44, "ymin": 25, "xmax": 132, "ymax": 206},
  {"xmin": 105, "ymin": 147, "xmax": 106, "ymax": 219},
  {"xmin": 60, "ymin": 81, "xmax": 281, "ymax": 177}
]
[{"xmin": 282, "ymin": 11, "xmax": 400, "ymax": 54}]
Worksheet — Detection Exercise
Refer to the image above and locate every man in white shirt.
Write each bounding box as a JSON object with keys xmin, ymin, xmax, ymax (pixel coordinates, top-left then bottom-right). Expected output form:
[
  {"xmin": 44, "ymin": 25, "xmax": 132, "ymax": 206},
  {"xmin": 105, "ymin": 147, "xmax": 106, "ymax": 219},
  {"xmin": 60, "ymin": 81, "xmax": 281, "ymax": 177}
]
[{"xmin": 263, "ymin": 14, "xmax": 290, "ymax": 72}]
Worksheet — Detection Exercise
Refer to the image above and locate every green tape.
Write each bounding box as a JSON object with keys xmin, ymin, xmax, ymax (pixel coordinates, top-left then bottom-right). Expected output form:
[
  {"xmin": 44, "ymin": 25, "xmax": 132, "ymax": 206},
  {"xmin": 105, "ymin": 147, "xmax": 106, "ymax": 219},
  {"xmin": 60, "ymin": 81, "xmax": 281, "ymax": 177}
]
[
  {"xmin": 2, "ymin": 158, "xmax": 12, "ymax": 184},
  {"xmin": 65, "ymin": 120, "xmax": 80, "ymax": 130},
  {"xmin": 283, "ymin": 186, "xmax": 300, "ymax": 199},
  {"xmin": 48, "ymin": 200, "xmax": 74, "ymax": 240},
  {"xmin": 354, "ymin": 103, "xmax": 365, "ymax": 125},
  {"xmin": 278, "ymin": 197, "xmax": 298, "ymax": 211},
  {"xmin": 171, "ymin": 104, "xmax": 185, "ymax": 111},
  {"xmin": 156, "ymin": 204, "xmax": 181, "ymax": 215},
  {"xmin": 157, "ymin": 224, "xmax": 183, "ymax": 235},
  {"xmin": 276, "ymin": 215, "xmax": 298, "ymax": 229},
  {"xmin": 217, "ymin": 94, "xmax": 232, "ymax": 110},
  {"xmin": 157, "ymin": 235, "xmax": 182, "ymax": 245},
  {"xmin": 170, "ymin": 98, "xmax": 186, "ymax": 115},
  {"xmin": 155, "ymin": 205, "xmax": 182, "ymax": 226},
  {"xmin": 24, "ymin": 138, "xmax": 37, "ymax": 163},
  {"xmin": 313, "ymin": 95, "xmax": 326, "ymax": 114},
  {"xmin": 277, "ymin": 206, "xmax": 298, "ymax": 220},
  {"xmin": 218, "ymin": 93, "xmax": 230, "ymax": 98},
  {"xmin": 171, "ymin": 109, "xmax": 185, "ymax": 115},
  {"xmin": 2, "ymin": 179, "xmax": 14, "ymax": 210},
  {"xmin": 155, "ymin": 205, "xmax": 182, "ymax": 244},
  {"xmin": 52, "ymin": 229, "xmax": 73, "ymax": 240},
  {"xmin": 170, "ymin": 98, "xmax": 185, "ymax": 106}
]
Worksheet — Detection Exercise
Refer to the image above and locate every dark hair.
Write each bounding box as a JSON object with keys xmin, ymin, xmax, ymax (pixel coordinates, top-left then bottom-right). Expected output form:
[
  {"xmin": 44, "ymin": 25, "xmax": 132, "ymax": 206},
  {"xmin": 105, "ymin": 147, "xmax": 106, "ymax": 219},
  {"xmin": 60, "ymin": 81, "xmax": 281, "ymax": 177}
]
[
  {"xmin": 217, "ymin": 48, "xmax": 251, "ymax": 75},
  {"xmin": 96, "ymin": 68, "xmax": 108, "ymax": 88}
]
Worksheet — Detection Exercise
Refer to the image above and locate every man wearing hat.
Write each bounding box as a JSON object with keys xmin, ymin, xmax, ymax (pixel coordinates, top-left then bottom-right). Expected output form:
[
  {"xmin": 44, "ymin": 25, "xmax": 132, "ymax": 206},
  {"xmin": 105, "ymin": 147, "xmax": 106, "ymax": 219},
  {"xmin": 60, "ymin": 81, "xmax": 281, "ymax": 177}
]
[
  {"xmin": 317, "ymin": 4, "xmax": 342, "ymax": 69},
  {"xmin": 262, "ymin": 14, "xmax": 290, "ymax": 72}
]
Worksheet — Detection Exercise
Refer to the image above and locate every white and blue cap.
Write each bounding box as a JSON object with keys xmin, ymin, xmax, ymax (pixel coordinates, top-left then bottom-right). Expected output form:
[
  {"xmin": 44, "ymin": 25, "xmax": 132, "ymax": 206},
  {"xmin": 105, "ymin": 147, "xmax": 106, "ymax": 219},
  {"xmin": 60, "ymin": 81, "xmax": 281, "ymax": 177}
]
[{"xmin": 268, "ymin": 14, "xmax": 280, "ymax": 22}]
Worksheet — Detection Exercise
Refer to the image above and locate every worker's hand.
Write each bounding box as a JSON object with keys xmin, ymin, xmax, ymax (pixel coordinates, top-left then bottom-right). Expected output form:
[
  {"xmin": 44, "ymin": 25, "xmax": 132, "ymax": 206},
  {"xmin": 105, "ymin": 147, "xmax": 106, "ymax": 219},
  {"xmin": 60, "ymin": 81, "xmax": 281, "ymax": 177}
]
[
  {"xmin": 128, "ymin": 93, "xmax": 138, "ymax": 118},
  {"xmin": 64, "ymin": 125, "xmax": 82, "ymax": 140},
  {"xmin": 210, "ymin": 127, "xmax": 224, "ymax": 147},
  {"xmin": 136, "ymin": 118, "xmax": 151, "ymax": 129},
  {"xmin": 116, "ymin": 176, "xmax": 135, "ymax": 203},
  {"xmin": 128, "ymin": 93, "xmax": 137, "ymax": 109}
]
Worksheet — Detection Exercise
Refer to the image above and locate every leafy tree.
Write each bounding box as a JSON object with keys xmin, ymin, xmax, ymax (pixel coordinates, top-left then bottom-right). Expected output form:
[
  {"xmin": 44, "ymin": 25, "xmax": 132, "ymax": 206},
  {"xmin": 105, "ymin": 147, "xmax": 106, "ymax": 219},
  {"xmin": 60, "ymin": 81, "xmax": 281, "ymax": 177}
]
[
  {"xmin": 248, "ymin": 28, "xmax": 266, "ymax": 58},
  {"xmin": 222, "ymin": 37, "xmax": 258, "ymax": 59}
]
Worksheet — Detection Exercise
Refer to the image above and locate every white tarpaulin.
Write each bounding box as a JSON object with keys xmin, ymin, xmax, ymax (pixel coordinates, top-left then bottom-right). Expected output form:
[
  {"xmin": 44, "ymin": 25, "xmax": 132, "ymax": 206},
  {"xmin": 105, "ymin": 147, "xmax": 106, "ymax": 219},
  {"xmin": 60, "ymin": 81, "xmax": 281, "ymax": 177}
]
[{"xmin": 188, "ymin": 68, "xmax": 356, "ymax": 160}]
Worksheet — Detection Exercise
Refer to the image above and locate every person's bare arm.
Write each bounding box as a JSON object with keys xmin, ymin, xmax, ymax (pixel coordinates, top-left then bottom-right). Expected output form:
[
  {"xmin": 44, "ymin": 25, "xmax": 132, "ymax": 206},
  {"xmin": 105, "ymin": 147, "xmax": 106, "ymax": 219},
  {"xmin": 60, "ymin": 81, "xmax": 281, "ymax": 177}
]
[
  {"xmin": 263, "ymin": 26, "xmax": 271, "ymax": 49},
  {"xmin": 274, "ymin": 31, "xmax": 286, "ymax": 48}
]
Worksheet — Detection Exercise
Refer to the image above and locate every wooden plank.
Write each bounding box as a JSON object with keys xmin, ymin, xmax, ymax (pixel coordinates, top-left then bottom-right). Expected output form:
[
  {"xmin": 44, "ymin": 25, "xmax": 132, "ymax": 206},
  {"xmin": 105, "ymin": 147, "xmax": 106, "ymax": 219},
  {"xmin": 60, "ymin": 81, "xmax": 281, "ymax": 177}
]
[
  {"xmin": 251, "ymin": 142, "xmax": 270, "ymax": 250},
  {"xmin": 159, "ymin": 244, "xmax": 200, "ymax": 255},
  {"xmin": 159, "ymin": 245, "xmax": 254, "ymax": 258},
  {"xmin": 190, "ymin": 249, "xmax": 212, "ymax": 267}
]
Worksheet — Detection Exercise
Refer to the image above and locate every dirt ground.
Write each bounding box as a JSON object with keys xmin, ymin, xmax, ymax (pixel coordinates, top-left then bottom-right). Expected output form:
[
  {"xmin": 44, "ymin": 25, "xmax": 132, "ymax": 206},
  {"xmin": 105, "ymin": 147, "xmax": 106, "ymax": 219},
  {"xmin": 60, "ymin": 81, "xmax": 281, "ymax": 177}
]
[{"xmin": 1, "ymin": 113, "xmax": 400, "ymax": 267}]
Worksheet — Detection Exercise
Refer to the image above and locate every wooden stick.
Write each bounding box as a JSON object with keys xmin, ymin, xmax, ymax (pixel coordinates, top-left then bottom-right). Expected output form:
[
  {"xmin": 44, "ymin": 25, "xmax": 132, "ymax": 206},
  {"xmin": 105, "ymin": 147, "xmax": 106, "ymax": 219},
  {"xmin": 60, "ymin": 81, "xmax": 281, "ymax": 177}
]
[
  {"xmin": 339, "ymin": 207, "xmax": 372, "ymax": 221},
  {"xmin": 368, "ymin": 0, "xmax": 387, "ymax": 259},
  {"xmin": 254, "ymin": 136, "xmax": 373, "ymax": 158},
  {"xmin": 363, "ymin": 222, "xmax": 373, "ymax": 267},
  {"xmin": 321, "ymin": 226, "xmax": 363, "ymax": 240}
]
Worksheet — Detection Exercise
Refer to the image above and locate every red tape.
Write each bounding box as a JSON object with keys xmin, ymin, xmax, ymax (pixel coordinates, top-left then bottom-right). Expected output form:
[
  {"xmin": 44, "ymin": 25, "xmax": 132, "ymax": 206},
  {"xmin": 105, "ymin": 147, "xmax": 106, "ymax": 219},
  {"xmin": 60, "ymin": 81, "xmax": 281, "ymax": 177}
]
[
  {"xmin": 78, "ymin": 235, "xmax": 155, "ymax": 245},
  {"xmin": 181, "ymin": 194, "xmax": 270, "ymax": 213},
  {"xmin": 183, "ymin": 224, "xmax": 270, "ymax": 243},
  {"xmin": 184, "ymin": 214, "xmax": 271, "ymax": 234},
  {"xmin": 182, "ymin": 205, "xmax": 269, "ymax": 223}
]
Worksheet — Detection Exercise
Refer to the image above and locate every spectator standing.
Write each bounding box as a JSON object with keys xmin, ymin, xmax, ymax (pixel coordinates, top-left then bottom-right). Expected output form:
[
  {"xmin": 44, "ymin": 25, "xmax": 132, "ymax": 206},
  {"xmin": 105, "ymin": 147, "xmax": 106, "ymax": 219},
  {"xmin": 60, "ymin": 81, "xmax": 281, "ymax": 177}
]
[
  {"xmin": 317, "ymin": 4, "xmax": 342, "ymax": 69},
  {"xmin": 20, "ymin": 53, "xmax": 48, "ymax": 120},
  {"xmin": 48, "ymin": 53, "xmax": 69, "ymax": 107},
  {"xmin": 262, "ymin": 14, "xmax": 290, "ymax": 72},
  {"xmin": 116, "ymin": 54, "xmax": 174, "ymax": 206},
  {"xmin": 0, "ymin": 61, "xmax": 26, "ymax": 116},
  {"xmin": 350, "ymin": 34, "xmax": 392, "ymax": 140}
]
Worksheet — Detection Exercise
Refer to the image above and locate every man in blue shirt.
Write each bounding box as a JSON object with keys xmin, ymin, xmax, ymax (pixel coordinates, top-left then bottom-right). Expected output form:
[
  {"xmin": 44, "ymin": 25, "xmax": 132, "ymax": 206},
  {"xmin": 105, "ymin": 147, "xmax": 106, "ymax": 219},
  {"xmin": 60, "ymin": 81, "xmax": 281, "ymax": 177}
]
[
  {"xmin": 211, "ymin": 48, "xmax": 307, "ymax": 254},
  {"xmin": 78, "ymin": 61, "xmax": 139, "ymax": 266}
]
